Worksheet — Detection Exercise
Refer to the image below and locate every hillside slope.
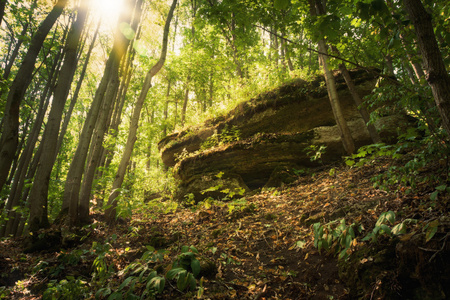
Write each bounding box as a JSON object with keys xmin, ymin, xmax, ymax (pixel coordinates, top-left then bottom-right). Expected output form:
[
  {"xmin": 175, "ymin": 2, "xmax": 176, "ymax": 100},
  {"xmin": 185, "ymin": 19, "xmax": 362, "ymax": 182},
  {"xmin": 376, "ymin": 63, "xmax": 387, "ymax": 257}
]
[{"xmin": 1, "ymin": 150, "xmax": 448, "ymax": 299}]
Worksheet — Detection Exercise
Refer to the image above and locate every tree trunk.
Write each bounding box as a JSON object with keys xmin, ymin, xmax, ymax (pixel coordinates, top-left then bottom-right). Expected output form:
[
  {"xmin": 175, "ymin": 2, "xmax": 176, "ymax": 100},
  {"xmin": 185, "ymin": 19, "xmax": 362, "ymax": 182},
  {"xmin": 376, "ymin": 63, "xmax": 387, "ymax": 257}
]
[
  {"xmin": 402, "ymin": 0, "xmax": 450, "ymax": 137},
  {"xmin": 339, "ymin": 64, "xmax": 381, "ymax": 144},
  {"xmin": 56, "ymin": 21, "xmax": 100, "ymax": 156},
  {"xmin": 28, "ymin": 0, "xmax": 88, "ymax": 233},
  {"xmin": 311, "ymin": 0, "xmax": 355, "ymax": 154},
  {"xmin": 0, "ymin": 0, "xmax": 68, "ymax": 194},
  {"xmin": 78, "ymin": 1, "xmax": 143, "ymax": 224},
  {"xmin": 105, "ymin": 0, "xmax": 178, "ymax": 222},
  {"xmin": 0, "ymin": 46, "xmax": 63, "ymax": 237},
  {"xmin": 181, "ymin": 77, "xmax": 190, "ymax": 127},
  {"xmin": 78, "ymin": 74, "xmax": 119, "ymax": 224},
  {"xmin": 0, "ymin": 0, "xmax": 7, "ymax": 26},
  {"xmin": 61, "ymin": 0, "xmax": 135, "ymax": 225},
  {"xmin": 163, "ymin": 80, "xmax": 171, "ymax": 137},
  {"xmin": 2, "ymin": 23, "xmax": 29, "ymax": 81}
]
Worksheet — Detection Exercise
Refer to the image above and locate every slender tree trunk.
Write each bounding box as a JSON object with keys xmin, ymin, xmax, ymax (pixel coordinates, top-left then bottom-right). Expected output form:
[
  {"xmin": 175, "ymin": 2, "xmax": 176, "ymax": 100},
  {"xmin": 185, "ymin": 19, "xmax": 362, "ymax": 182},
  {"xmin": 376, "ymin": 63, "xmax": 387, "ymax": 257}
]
[
  {"xmin": 105, "ymin": 0, "xmax": 178, "ymax": 222},
  {"xmin": 329, "ymin": 45, "xmax": 381, "ymax": 144},
  {"xmin": 28, "ymin": 0, "xmax": 88, "ymax": 233},
  {"xmin": 402, "ymin": 0, "xmax": 450, "ymax": 137},
  {"xmin": 0, "ymin": 48, "xmax": 63, "ymax": 237},
  {"xmin": 78, "ymin": 73, "xmax": 120, "ymax": 224},
  {"xmin": 0, "ymin": 0, "xmax": 7, "ymax": 26},
  {"xmin": 78, "ymin": 2, "xmax": 143, "ymax": 222},
  {"xmin": 163, "ymin": 80, "xmax": 171, "ymax": 137},
  {"xmin": 339, "ymin": 64, "xmax": 382, "ymax": 143},
  {"xmin": 181, "ymin": 77, "xmax": 190, "ymax": 127},
  {"xmin": 2, "ymin": 23, "xmax": 29, "ymax": 81},
  {"xmin": 384, "ymin": 54, "xmax": 395, "ymax": 76},
  {"xmin": 311, "ymin": 0, "xmax": 355, "ymax": 154},
  {"xmin": 61, "ymin": 0, "xmax": 134, "ymax": 225},
  {"xmin": 56, "ymin": 21, "xmax": 100, "ymax": 156},
  {"xmin": 0, "ymin": 0, "xmax": 68, "ymax": 194}
]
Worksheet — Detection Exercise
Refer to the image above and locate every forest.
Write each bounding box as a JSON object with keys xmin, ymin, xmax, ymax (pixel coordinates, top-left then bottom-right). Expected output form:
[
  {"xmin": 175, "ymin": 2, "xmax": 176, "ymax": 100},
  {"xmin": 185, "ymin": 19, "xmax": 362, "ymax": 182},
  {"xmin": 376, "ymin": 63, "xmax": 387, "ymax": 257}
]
[{"xmin": 0, "ymin": 0, "xmax": 449, "ymax": 298}]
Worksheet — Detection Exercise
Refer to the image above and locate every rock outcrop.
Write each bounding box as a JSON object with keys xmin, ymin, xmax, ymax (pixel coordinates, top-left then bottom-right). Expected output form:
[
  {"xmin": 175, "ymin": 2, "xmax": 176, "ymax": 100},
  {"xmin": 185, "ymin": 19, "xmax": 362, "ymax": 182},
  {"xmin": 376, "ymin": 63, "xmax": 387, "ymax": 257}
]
[{"xmin": 158, "ymin": 69, "xmax": 414, "ymax": 201}]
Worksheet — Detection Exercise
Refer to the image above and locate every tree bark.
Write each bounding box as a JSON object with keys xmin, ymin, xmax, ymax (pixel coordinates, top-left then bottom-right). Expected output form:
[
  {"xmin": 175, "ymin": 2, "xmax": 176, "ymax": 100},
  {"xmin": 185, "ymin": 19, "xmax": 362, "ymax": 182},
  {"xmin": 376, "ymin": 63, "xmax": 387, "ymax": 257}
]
[
  {"xmin": 2, "ymin": 23, "xmax": 29, "ymax": 81},
  {"xmin": 330, "ymin": 45, "xmax": 381, "ymax": 144},
  {"xmin": 27, "ymin": 0, "xmax": 88, "ymax": 233},
  {"xmin": 78, "ymin": 79, "xmax": 119, "ymax": 224},
  {"xmin": 0, "ymin": 0, "xmax": 7, "ymax": 26},
  {"xmin": 0, "ymin": 0, "xmax": 68, "ymax": 194},
  {"xmin": 181, "ymin": 77, "xmax": 189, "ymax": 127},
  {"xmin": 61, "ymin": 0, "xmax": 134, "ymax": 226},
  {"xmin": 78, "ymin": 0, "xmax": 143, "ymax": 225},
  {"xmin": 56, "ymin": 21, "xmax": 100, "ymax": 157},
  {"xmin": 163, "ymin": 80, "xmax": 171, "ymax": 137},
  {"xmin": 0, "ymin": 46, "xmax": 63, "ymax": 238},
  {"xmin": 339, "ymin": 64, "xmax": 381, "ymax": 144},
  {"xmin": 402, "ymin": 0, "xmax": 450, "ymax": 137},
  {"xmin": 310, "ymin": 0, "xmax": 355, "ymax": 154},
  {"xmin": 105, "ymin": 0, "xmax": 178, "ymax": 222}
]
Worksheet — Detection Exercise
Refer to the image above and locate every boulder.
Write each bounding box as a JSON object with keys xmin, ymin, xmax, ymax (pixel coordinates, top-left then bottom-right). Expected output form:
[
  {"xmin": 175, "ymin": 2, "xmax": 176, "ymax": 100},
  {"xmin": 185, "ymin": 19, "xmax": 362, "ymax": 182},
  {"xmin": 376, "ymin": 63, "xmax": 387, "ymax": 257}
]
[
  {"xmin": 158, "ymin": 69, "xmax": 415, "ymax": 201},
  {"xmin": 158, "ymin": 69, "xmax": 378, "ymax": 167}
]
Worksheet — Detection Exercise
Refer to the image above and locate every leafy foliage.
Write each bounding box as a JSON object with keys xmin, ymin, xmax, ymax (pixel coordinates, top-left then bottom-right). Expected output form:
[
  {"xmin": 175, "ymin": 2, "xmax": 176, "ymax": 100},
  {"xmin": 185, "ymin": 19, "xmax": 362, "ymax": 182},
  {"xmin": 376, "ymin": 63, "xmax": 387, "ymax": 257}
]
[{"xmin": 313, "ymin": 219, "xmax": 363, "ymax": 260}]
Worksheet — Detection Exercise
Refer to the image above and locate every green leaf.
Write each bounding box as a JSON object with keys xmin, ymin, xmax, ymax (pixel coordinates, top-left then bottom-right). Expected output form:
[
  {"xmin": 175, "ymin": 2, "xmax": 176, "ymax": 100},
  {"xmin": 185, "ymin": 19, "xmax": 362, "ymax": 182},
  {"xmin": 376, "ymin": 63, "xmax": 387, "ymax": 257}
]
[
  {"xmin": 166, "ymin": 267, "xmax": 185, "ymax": 280},
  {"xmin": 345, "ymin": 235, "xmax": 353, "ymax": 248},
  {"xmin": 147, "ymin": 270, "xmax": 157, "ymax": 280},
  {"xmin": 149, "ymin": 276, "xmax": 165, "ymax": 293},
  {"xmin": 436, "ymin": 184, "xmax": 447, "ymax": 191},
  {"xmin": 296, "ymin": 240, "xmax": 306, "ymax": 249},
  {"xmin": 392, "ymin": 223, "xmax": 406, "ymax": 235},
  {"xmin": 96, "ymin": 287, "xmax": 112, "ymax": 298},
  {"xmin": 345, "ymin": 159, "xmax": 355, "ymax": 166},
  {"xmin": 188, "ymin": 272, "xmax": 197, "ymax": 290},
  {"xmin": 425, "ymin": 220, "xmax": 439, "ymax": 242},
  {"xmin": 380, "ymin": 224, "xmax": 391, "ymax": 235},
  {"xmin": 385, "ymin": 211, "xmax": 396, "ymax": 224},
  {"xmin": 118, "ymin": 276, "xmax": 134, "ymax": 290},
  {"xmin": 338, "ymin": 248, "xmax": 348, "ymax": 260},
  {"xmin": 274, "ymin": 0, "xmax": 290, "ymax": 10},
  {"xmin": 189, "ymin": 246, "xmax": 199, "ymax": 254},
  {"xmin": 177, "ymin": 270, "xmax": 189, "ymax": 290},
  {"xmin": 348, "ymin": 226, "xmax": 355, "ymax": 238},
  {"xmin": 430, "ymin": 190, "xmax": 439, "ymax": 201},
  {"xmin": 191, "ymin": 259, "xmax": 201, "ymax": 277},
  {"xmin": 181, "ymin": 245, "xmax": 189, "ymax": 253},
  {"xmin": 108, "ymin": 292, "xmax": 123, "ymax": 300}
]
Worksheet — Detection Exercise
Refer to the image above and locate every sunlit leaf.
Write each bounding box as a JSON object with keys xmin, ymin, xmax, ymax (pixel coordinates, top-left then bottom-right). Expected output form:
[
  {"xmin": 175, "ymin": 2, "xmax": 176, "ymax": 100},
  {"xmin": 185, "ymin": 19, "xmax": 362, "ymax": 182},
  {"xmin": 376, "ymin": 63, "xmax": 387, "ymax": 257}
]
[
  {"xmin": 392, "ymin": 222, "xmax": 406, "ymax": 235},
  {"xmin": 385, "ymin": 211, "xmax": 396, "ymax": 224}
]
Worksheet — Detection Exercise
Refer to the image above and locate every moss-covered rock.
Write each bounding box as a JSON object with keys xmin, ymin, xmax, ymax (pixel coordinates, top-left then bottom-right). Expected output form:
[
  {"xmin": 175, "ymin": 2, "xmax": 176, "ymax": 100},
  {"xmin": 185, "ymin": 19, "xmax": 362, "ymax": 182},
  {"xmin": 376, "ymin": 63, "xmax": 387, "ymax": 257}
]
[{"xmin": 159, "ymin": 68, "xmax": 416, "ymax": 202}]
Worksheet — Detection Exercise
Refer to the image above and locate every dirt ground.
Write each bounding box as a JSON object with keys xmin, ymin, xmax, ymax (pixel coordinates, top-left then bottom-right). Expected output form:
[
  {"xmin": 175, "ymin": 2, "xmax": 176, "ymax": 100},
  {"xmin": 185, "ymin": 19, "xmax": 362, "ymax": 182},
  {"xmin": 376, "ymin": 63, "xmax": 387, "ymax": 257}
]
[{"xmin": 1, "ymin": 157, "xmax": 449, "ymax": 299}]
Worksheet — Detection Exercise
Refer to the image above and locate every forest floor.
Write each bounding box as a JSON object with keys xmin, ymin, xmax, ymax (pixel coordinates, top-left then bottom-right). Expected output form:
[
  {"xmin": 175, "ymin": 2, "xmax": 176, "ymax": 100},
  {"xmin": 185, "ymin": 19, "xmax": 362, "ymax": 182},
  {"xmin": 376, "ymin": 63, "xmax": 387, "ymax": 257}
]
[{"xmin": 1, "ymin": 154, "xmax": 449, "ymax": 299}]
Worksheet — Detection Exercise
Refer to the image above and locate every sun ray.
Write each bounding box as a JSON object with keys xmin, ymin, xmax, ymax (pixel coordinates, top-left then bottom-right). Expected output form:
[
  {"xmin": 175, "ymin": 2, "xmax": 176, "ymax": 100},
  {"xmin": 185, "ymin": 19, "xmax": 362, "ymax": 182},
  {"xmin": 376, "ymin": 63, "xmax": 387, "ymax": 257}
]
[{"xmin": 90, "ymin": 0, "xmax": 125, "ymax": 29}]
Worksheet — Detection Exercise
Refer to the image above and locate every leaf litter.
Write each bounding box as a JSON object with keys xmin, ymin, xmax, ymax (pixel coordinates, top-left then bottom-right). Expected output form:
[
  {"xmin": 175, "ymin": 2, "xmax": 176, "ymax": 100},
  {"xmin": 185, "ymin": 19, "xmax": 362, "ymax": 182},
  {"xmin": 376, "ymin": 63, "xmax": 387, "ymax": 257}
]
[{"xmin": 0, "ymin": 157, "xmax": 449, "ymax": 299}]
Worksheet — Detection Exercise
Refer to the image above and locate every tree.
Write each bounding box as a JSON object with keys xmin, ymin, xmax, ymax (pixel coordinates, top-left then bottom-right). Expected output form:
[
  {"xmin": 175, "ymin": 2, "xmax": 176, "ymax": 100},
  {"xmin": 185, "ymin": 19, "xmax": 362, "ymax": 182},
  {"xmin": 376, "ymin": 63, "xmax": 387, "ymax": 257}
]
[
  {"xmin": 78, "ymin": 0, "xmax": 144, "ymax": 225},
  {"xmin": 0, "ymin": 0, "xmax": 6, "ymax": 26},
  {"xmin": 61, "ymin": 0, "xmax": 137, "ymax": 226},
  {"xmin": 309, "ymin": 0, "xmax": 355, "ymax": 154},
  {"xmin": 105, "ymin": 0, "xmax": 178, "ymax": 222},
  {"xmin": 27, "ymin": 0, "xmax": 88, "ymax": 233},
  {"xmin": 0, "ymin": 0, "xmax": 68, "ymax": 193},
  {"xmin": 402, "ymin": 0, "xmax": 450, "ymax": 137}
]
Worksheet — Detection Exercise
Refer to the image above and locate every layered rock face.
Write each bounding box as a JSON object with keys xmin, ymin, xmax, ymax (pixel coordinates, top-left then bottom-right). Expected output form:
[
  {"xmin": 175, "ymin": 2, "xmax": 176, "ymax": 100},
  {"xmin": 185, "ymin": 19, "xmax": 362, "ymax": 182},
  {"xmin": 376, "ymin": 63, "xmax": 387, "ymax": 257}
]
[{"xmin": 158, "ymin": 69, "xmax": 413, "ymax": 201}]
